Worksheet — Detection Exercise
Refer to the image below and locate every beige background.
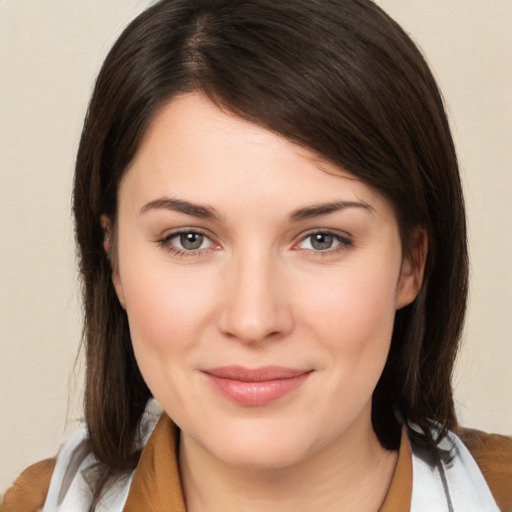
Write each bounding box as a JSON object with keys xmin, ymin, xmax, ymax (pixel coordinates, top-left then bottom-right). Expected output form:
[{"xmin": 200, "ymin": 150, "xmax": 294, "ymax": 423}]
[{"xmin": 1, "ymin": 0, "xmax": 511, "ymax": 491}]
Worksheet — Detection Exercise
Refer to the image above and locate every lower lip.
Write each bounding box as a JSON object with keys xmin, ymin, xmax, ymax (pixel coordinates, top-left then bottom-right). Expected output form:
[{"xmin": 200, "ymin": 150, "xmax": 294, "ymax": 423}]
[{"xmin": 204, "ymin": 372, "xmax": 312, "ymax": 406}]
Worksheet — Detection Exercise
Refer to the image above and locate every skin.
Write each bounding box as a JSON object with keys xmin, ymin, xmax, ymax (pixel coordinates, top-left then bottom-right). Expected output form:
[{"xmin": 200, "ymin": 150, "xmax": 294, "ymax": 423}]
[{"xmin": 108, "ymin": 93, "xmax": 426, "ymax": 512}]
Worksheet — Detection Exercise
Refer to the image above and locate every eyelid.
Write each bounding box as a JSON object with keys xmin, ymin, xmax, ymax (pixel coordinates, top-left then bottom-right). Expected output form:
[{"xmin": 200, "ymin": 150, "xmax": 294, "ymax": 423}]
[
  {"xmin": 161, "ymin": 226, "xmax": 214, "ymax": 242},
  {"xmin": 292, "ymin": 229, "xmax": 353, "ymax": 253},
  {"xmin": 156, "ymin": 227, "xmax": 221, "ymax": 257}
]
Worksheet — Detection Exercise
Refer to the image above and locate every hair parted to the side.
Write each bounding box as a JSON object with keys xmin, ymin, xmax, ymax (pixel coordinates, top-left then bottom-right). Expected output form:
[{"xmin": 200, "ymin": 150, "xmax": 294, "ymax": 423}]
[{"xmin": 73, "ymin": 0, "xmax": 468, "ymax": 500}]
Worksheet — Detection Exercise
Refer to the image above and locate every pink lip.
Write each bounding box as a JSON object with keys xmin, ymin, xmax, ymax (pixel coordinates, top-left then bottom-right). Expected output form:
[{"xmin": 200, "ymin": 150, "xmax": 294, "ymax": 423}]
[{"xmin": 202, "ymin": 366, "xmax": 313, "ymax": 406}]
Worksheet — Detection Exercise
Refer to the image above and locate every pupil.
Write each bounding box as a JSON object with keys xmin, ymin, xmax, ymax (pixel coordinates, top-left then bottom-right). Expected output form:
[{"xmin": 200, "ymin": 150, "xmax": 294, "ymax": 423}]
[
  {"xmin": 312, "ymin": 233, "xmax": 333, "ymax": 250},
  {"xmin": 181, "ymin": 233, "xmax": 203, "ymax": 250}
]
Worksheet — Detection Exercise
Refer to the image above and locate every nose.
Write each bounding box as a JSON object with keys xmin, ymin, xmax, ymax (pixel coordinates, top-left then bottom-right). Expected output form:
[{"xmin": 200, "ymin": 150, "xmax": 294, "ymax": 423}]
[{"xmin": 217, "ymin": 248, "xmax": 294, "ymax": 344}]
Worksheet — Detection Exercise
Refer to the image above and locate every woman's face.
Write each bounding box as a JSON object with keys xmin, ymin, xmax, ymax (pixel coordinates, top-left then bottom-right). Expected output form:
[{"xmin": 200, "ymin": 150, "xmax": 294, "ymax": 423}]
[{"xmin": 111, "ymin": 93, "xmax": 421, "ymax": 469}]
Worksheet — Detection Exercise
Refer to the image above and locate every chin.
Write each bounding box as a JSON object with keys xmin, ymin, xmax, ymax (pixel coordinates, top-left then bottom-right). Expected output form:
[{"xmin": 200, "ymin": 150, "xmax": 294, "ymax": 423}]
[
  {"xmin": 213, "ymin": 441, "xmax": 310, "ymax": 470},
  {"xmin": 195, "ymin": 418, "xmax": 321, "ymax": 470}
]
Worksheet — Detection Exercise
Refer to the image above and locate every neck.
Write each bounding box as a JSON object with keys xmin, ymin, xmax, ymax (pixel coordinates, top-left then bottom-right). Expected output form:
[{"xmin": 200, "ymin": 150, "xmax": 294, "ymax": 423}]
[{"xmin": 179, "ymin": 409, "xmax": 398, "ymax": 512}]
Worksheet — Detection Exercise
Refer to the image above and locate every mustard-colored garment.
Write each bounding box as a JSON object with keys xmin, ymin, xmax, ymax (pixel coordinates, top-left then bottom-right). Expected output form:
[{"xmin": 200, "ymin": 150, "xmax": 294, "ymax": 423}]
[
  {"xmin": 123, "ymin": 414, "xmax": 186, "ymax": 512},
  {"xmin": 2, "ymin": 458, "xmax": 56, "ymax": 512},
  {"xmin": 457, "ymin": 427, "xmax": 512, "ymax": 512}
]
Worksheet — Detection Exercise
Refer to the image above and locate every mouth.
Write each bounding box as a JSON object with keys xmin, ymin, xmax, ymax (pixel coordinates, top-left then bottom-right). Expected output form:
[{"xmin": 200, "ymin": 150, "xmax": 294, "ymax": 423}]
[{"xmin": 201, "ymin": 366, "xmax": 313, "ymax": 406}]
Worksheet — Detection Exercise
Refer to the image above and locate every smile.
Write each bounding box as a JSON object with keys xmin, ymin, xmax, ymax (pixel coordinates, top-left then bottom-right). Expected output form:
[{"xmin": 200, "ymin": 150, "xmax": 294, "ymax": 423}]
[{"xmin": 202, "ymin": 366, "xmax": 313, "ymax": 406}]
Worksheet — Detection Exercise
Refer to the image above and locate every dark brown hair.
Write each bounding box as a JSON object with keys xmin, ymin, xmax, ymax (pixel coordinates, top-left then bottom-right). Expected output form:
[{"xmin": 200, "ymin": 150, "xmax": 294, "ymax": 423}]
[{"xmin": 73, "ymin": 0, "xmax": 468, "ymax": 497}]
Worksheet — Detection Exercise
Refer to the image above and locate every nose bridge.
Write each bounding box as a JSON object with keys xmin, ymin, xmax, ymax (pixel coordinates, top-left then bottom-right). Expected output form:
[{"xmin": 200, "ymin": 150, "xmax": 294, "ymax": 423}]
[{"xmin": 218, "ymin": 244, "xmax": 292, "ymax": 343}]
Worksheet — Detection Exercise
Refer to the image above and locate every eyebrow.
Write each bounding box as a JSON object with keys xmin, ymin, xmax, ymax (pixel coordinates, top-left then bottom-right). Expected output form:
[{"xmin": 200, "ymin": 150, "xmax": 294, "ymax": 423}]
[
  {"xmin": 140, "ymin": 197, "xmax": 224, "ymax": 222},
  {"xmin": 287, "ymin": 200, "xmax": 373, "ymax": 223},
  {"xmin": 140, "ymin": 197, "xmax": 373, "ymax": 223}
]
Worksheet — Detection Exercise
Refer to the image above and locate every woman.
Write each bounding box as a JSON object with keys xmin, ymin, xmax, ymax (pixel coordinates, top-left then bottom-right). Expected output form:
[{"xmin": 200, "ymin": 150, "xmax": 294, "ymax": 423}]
[{"xmin": 3, "ymin": 0, "xmax": 511, "ymax": 510}]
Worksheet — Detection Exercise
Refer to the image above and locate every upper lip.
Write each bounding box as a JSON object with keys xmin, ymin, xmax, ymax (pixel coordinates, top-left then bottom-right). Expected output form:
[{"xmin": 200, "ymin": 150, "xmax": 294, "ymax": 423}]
[{"xmin": 202, "ymin": 366, "xmax": 312, "ymax": 382}]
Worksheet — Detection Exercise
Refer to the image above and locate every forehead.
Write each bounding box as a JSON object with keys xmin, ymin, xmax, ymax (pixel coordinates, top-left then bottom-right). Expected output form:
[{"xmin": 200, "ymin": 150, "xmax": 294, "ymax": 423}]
[{"xmin": 120, "ymin": 92, "xmax": 395, "ymax": 222}]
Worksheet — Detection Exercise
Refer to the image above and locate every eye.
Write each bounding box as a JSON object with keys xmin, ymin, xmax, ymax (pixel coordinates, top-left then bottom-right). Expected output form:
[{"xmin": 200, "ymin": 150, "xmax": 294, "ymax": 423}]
[
  {"xmin": 306, "ymin": 233, "xmax": 336, "ymax": 251},
  {"xmin": 295, "ymin": 231, "xmax": 352, "ymax": 254},
  {"xmin": 176, "ymin": 232, "xmax": 208, "ymax": 251},
  {"xmin": 157, "ymin": 229, "xmax": 217, "ymax": 257}
]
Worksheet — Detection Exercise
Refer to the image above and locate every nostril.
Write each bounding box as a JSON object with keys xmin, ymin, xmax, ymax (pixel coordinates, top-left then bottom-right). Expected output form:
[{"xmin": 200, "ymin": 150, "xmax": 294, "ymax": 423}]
[{"xmin": 216, "ymin": 261, "xmax": 294, "ymax": 343}]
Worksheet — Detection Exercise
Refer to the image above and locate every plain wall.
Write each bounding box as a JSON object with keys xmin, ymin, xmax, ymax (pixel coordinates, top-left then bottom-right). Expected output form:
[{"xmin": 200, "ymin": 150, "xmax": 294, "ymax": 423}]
[{"xmin": 1, "ymin": 0, "xmax": 511, "ymax": 491}]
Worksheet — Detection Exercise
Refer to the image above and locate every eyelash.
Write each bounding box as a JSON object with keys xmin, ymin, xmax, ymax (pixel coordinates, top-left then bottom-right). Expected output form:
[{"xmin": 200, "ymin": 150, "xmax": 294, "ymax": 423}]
[
  {"xmin": 296, "ymin": 230, "xmax": 353, "ymax": 257},
  {"xmin": 156, "ymin": 229, "xmax": 353, "ymax": 259},
  {"xmin": 156, "ymin": 228, "xmax": 216, "ymax": 259}
]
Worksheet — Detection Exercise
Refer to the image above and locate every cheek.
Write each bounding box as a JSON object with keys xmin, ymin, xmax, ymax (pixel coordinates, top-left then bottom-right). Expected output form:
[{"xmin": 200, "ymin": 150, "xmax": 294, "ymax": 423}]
[
  {"xmin": 296, "ymin": 256, "xmax": 400, "ymax": 374},
  {"xmin": 305, "ymin": 265, "xmax": 397, "ymax": 333},
  {"xmin": 119, "ymin": 254, "xmax": 218, "ymax": 360},
  {"xmin": 119, "ymin": 260, "xmax": 220, "ymax": 411}
]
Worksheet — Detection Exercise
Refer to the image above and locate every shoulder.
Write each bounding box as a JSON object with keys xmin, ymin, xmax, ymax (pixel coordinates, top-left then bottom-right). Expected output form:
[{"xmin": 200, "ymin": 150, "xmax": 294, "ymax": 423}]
[
  {"xmin": 2, "ymin": 426, "xmax": 93, "ymax": 512},
  {"xmin": 2, "ymin": 458, "xmax": 56, "ymax": 512},
  {"xmin": 457, "ymin": 427, "xmax": 512, "ymax": 511},
  {"xmin": 3, "ymin": 404, "xmax": 163, "ymax": 512}
]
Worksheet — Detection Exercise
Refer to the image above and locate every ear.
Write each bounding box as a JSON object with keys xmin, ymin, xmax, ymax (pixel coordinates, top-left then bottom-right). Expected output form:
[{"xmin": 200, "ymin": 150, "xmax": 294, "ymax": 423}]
[
  {"xmin": 100, "ymin": 214, "xmax": 111, "ymax": 253},
  {"xmin": 100, "ymin": 214, "xmax": 126, "ymax": 309},
  {"xmin": 395, "ymin": 227, "xmax": 428, "ymax": 310}
]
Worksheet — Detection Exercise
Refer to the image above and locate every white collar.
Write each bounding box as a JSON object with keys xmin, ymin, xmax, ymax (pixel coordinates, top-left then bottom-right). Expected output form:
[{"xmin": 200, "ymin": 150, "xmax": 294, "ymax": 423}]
[{"xmin": 410, "ymin": 426, "xmax": 500, "ymax": 511}]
